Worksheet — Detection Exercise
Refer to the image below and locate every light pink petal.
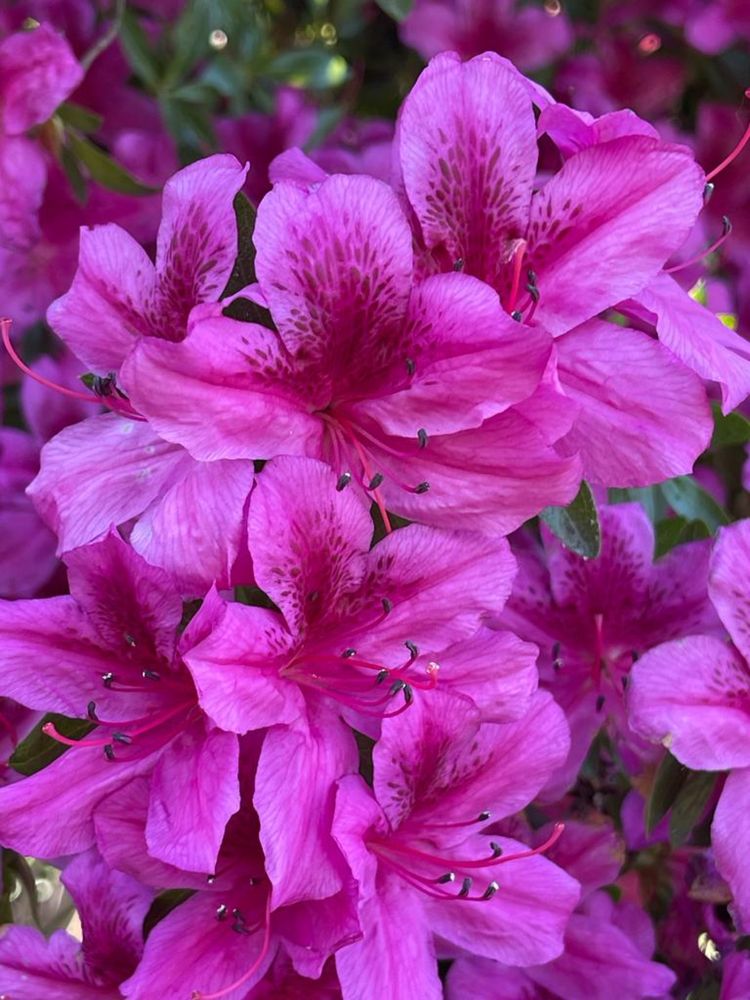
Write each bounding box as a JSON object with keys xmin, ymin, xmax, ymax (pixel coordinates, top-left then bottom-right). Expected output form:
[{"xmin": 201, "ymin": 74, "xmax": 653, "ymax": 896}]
[
  {"xmin": 544, "ymin": 820, "xmax": 624, "ymax": 899},
  {"xmin": 628, "ymin": 635, "xmax": 750, "ymax": 771},
  {"xmin": 146, "ymin": 722, "xmax": 240, "ymax": 873},
  {"xmin": 122, "ymin": 315, "xmax": 322, "ymax": 461},
  {"xmin": 0, "ymin": 926, "xmax": 109, "ymax": 1000},
  {"xmin": 268, "ymin": 147, "xmax": 328, "ymax": 188},
  {"xmin": 254, "ymin": 174, "xmax": 413, "ymax": 375},
  {"xmin": 29, "ymin": 414, "xmax": 193, "ymax": 554},
  {"xmin": 633, "ymin": 273, "xmax": 750, "ymax": 412},
  {"xmin": 0, "ymin": 23, "xmax": 83, "ymax": 134},
  {"xmin": 556, "ymin": 320, "xmax": 711, "ymax": 485},
  {"xmin": 248, "ymin": 456, "xmax": 372, "ymax": 635},
  {"xmin": 331, "ymin": 774, "xmax": 385, "ymax": 902},
  {"xmin": 47, "ymin": 225, "xmax": 157, "ymax": 373},
  {"xmin": 713, "ymin": 769, "xmax": 750, "ymax": 933},
  {"xmin": 709, "ymin": 520, "xmax": 750, "ymax": 663},
  {"xmin": 529, "ymin": 137, "xmax": 704, "ymax": 335},
  {"xmin": 350, "ymin": 273, "xmax": 551, "ymax": 435},
  {"xmin": 153, "ymin": 154, "xmax": 248, "ymax": 311},
  {"xmin": 397, "ymin": 51, "xmax": 537, "ymax": 285},
  {"xmin": 255, "ymin": 706, "xmax": 357, "ymax": 908},
  {"xmin": 425, "ymin": 835, "xmax": 580, "ymax": 965},
  {"xmin": 538, "ymin": 103, "xmax": 658, "ymax": 158},
  {"xmin": 65, "ymin": 531, "xmax": 182, "ymax": 661},
  {"xmin": 183, "ymin": 602, "xmax": 305, "ymax": 734},
  {"xmin": 130, "ymin": 456, "xmax": 254, "ymax": 595},
  {"xmin": 335, "ymin": 877, "xmax": 441, "ymax": 1000}
]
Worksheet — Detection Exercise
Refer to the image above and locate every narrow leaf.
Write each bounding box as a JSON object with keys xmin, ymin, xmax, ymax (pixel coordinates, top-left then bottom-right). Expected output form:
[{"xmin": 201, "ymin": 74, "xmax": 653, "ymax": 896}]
[
  {"xmin": 67, "ymin": 135, "xmax": 157, "ymax": 196},
  {"xmin": 120, "ymin": 8, "xmax": 161, "ymax": 89},
  {"xmin": 374, "ymin": 0, "xmax": 414, "ymax": 19},
  {"xmin": 660, "ymin": 476, "xmax": 729, "ymax": 532},
  {"xmin": 540, "ymin": 481, "xmax": 601, "ymax": 558},
  {"xmin": 57, "ymin": 101, "xmax": 103, "ymax": 133},
  {"xmin": 646, "ymin": 751, "xmax": 688, "ymax": 835},
  {"xmin": 669, "ymin": 771, "xmax": 718, "ymax": 847},
  {"xmin": 9, "ymin": 713, "xmax": 94, "ymax": 777},
  {"xmin": 711, "ymin": 403, "xmax": 750, "ymax": 447}
]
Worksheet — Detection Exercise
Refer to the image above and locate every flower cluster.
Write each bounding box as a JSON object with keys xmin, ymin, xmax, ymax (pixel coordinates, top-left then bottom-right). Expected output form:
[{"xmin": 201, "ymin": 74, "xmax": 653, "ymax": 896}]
[{"xmin": 1, "ymin": 5, "xmax": 750, "ymax": 999}]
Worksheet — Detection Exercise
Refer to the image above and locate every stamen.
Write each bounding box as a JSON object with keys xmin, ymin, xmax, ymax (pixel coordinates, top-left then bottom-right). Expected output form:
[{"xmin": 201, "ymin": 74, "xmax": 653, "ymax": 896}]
[
  {"xmin": 705, "ymin": 95, "xmax": 750, "ymax": 182},
  {"xmin": 436, "ymin": 872, "xmax": 455, "ymax": 884},
  {"xmin": 506, "ymin": 240, "xmax": 528, "ymax": 314},
  {"xmin": 481, "ymin": 881, "xmax": 500, "ymax": 900},
  {"xmin": 414, "ymin": 481, "xmax": 430, "ymax": 495},
  {"xmin": 368, "ymin": 473, "xmax": 384, "ymax": 490},
  {"xmin": 87, "ymin": 701, "xmax": 98, "ymax": 721},
  {"xmin": 336, "ymin": 472, "xmax": 352, "ymax": 491},
  {"xmin": 191, "ymin": 895, "xmax": 273, "ymax": 1000},
  {"xmin": 215, "ymin": 904, "xmax": 228, "ymax": 921},
  {"xmin": 453, "ymin": 258, "xmax": 464, "ymax": 271},
  {"xmin": 458, "ymin": 877, "xmax": 473, "ymax": 898},
  {"xmin": 342, "ymin": 648, "xmax": 357, "ymax": 658},
  {"xmin": 664, "ymin": 216, "xmax": 732, "ymax": 274},
  {"xmin": 703, "ymin": 183, "xmax": 715, "ymax": 204},
  {"xmin": 405, "ymin": 357, "xmax": 416, "ymax": 376},
  {"xmin": 417, "ymin": 428, "xmax": 428, "ymax": 449},
  {"xmin": 102, "ymin": 672, "xmax": 115, "ymax": 688},
  {"xmin": 142, "ymin": 670, "xmax": 161, "ymax": 680}
]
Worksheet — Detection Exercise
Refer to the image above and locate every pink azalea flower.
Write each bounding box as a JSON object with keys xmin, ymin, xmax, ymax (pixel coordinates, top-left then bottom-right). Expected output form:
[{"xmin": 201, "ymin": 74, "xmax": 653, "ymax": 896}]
[
  {"xmin": 628, "ymin": 517, "xmax": 750, "ymax": 932},
  {"xmin": 401, "ymin": 0, "xmax": 573, "ymax": 70},
  {"xmin": 393, "ymin": 51, "xmax": 720, "ymax": 481},
  {"xmin": 0, "ymin": 847, "xmax": 153, "ymax": 999},
  {"xmin": 184, "ymin": 456, "xmax": 538, "ymax": 907},
  {"xmin": 446, "ymin": 821, "xmax": 676, "ymax": 999},
  {"xmin": 0, "ymin": 532, "xmax": 240, "ymax": 874},
  {"xmin": 121, "ymin": 168, "xmax": 581, "ymax": 532},
  {"xmin": 331, "ymin": 689, "xmax": 579, "ymax": 998},
  {"xmin": 493, "ymin": 503, "xmax": 720, "ymax": 796}
]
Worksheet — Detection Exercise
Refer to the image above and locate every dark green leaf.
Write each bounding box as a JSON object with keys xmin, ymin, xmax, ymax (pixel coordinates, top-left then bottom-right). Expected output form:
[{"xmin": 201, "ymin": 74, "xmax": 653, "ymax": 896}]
[
  {"xmin": 654, "ymin": 516, "xmax": 688, "ymax": 557},
  {"xmin": 59, "ymin": 143, "xmax": 88, "ymax": 204},
  {"xmin": 57, "ymin": 101, "xmax": 103, "ymax": 133},
  {"xmin": 659, "ymin": 476, "xmax": 729, "ymax": 533},
  {"xmin": 354, "ymin": 730, "xmax": 375, "ymax": 786},
  {"xmin": 645, "ymin": 751, "xmax": 688, "ymax": 835},
  {"xmin": 67, "ymin": 135, "xmax": 157, "ymax": 195},
  {"xmin": 678, "ymin": 519, "xmax": 712, "ymax": 544},
  {"xmin": 711, "ymin": 403, "xmax": 750, "ymax": 447},
  {"xmin": 143, "ymin": 888, "xmax": 195, "ymax": 936},
  {"xmin": 221, "ymin": 193, "xmax": 258, "ymax": 297},
  {"xmin": 234, "ymin": 586, "xmax": 279, "ymax": 612},
  {"xmin": 540, "ymin": 481, "xmax": 601, "ymax": 558},
  {"xmin": 374, "ymin": 0, "xmax": 414, "ymax": 19},
  {"xmin": 9, "ymin": 714, "xmax": 95, "ymax": 776},
  {"xmin": 669, "ymin": 771, "xmax": 718, "ymax": 847},
  {"xmin": 120, "ymin": 8, "xmax": 161, "ymax": 89},
  {"xmin": 608, "ymin": 485, "xmax": 665, "ymax": 522}
]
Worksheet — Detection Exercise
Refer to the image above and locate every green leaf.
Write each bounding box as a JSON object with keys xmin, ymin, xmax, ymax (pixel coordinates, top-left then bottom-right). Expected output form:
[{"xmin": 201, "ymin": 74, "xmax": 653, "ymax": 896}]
[
  {"xmin": 66, "ymin": 135, "xmax": 157, "ymax": 195},
  {"xmin": 654, "ymin": 516, "xmax": 688, "ymax": 557},
  {"xmin": 143, "ymin": 888, "xmax": 195, "ymax": 936},
  {"xmin": 669, "ymin": 771, "xmax": 718, "ymax": 847},
  {"xmin": 57, "ymin": 101, "xmax": 103, "ymax": 133},
  {"xmin": 540, "ymin": 481, "xmax": 601, "ymax": 558},
  {"xmin": 9, "ymin": 714, "xmax": 95, "ymax": 777},
  {"xmin": 221, "ymin": 193, "xmax": 258, "ymax": 297},
  {"xmin": 608, "ymin": 485, "xmax": 666, "ymax": 522},
  {"xmin": 711, "ymin": 403, "xmax": 750, "ymax": 447},
  {"xmin": 659, "ymin": 476, "xmax": 729, "ymax": 533},
  {"xmin": 645, "ymin": 751, "xmax": 688, "ymax": 835},
  {"xmin": 59, "ymin": 143, "xmax": 88, "ymax": 204},
  {"xmin": 120, "ymin": 8, "xmax": 161, "ymax": 89},
  {"xmin": 374, "ymin": 0, "xmax": 414, "ymax": 19}
]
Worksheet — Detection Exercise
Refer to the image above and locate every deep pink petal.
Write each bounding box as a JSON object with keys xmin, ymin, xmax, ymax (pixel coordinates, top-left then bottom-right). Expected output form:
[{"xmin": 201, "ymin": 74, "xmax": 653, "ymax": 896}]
[
  {"xmin": 0, "ymin": 135, "xmax": 46, "ymax": 250},
  {"xmin": 633, "ymin": 273, "xmax": 750, "ymax": 412},
  {"xmin": 713, "ymin": 769, "xmax": 750, "ymax": 933},
  {"xmin": 0, "ymin": 24, "xmax": 83, "ymax": 134},
  {"xmin": 538, "ymin": 103, "xmax": 658, "ymax": 159},
  {"xmin": 146, "ymin": 722, "xmax": 240, "ymax": 873},
  {"xmin": 628, "ymin": 636, "xmax": 750, "ymax": 771},
  {"xmin": 528, "ymin": 136, "xmax": 704, "ymax": 335},
  {"xmin": 397, "ymin": 51, "xmax": 537, "ymax": 285},
  {"xmin": 446, "ymin": 959, "xmax": 535, "ymax": 1000},
  {"xmin": 0, "ymin": 926, "xmax": 112, "ymax": 1000},
  {"xmin": 709, "ymin": 519, "xmax": 750, "ymax": 663},
  {"xmin": 543, "ymin": 820, "xmax": 624, "ymax": 899},
  {"xmin": 556, "ymin": 320, "xmax": 711, "ymax": 485}
]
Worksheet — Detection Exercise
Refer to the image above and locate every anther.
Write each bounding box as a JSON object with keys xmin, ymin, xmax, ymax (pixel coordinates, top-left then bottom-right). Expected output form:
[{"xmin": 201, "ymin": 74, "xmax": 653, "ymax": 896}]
[
  {"xmin": 405, "ymin": 640, "xmax": 419, "ymax": 661},
  {"xmin": 405, "ymin": 357, "xmax": 416, "ymax": 376},
  {"xmin": 458, "ymin": 877, "xmax": 473, "ymax": 898},
  {"xmin": 436, "ymin": 872, "xmax": 456, "ymax": 884},
  {"xmin": 511, "ymin": 310, "xmax": 523, "ymax": 322},
  {"xmin": 477, "ymin": 810, "xmax": 491, "ymax": 822},
  {"xmin": 87, "ymin": 701, "xmax": 98, "ymax": 721},
  {"xmin": 414, "ymin": 481, "xmax": 430, "ymax": 494},
  {"xmin": 112, "ymin": 732, "xmax": 132, "ymax": 745},
  {"xmin": 481, "ymin": 880, "xmax": 500, "ymax": 900},
  {"xmin": 342, "ymin": 648, "xmax": 357, "ymax": 658},
  {"xmin": 417, "ymin": 428, "xmax": 428, "ymax": 449},
  {"xmin": 596, "ymin": 694, "xmax": 605, "ymax": 712},
  {"xmin": 703, "ymin": 182, "xmax": 715, "ymax": 204},
  {"xmin": 142, "ymin": 669, "xmax": 160, "ymax": 680},
  {"xmin": 389, "ymin": 680, "xmax": 406, "ymax": 696},
  {"xmin": 102, "ymin": 672, "xmax": 114, "ymax": 688},
  {"xmin": 336, "ymin": 472, "xmax": 352, "ymax": 492},
  {"xmin": 215, "ymin": 904, "xmax": 228, "ymax": 921},
  {"xmin": 489, "ymin": 842, "xmax": 503, "ymax": 858},
  {"xmin": 124, "ymin": 632, "xmax": 137, "ymax": 647},
  {"xmin": 403, "ymin": 684, "xmax": 414, "ymax": 705},
  {"xmin": 206, "ymin": 875, "xmax": 216, "ymax": 884},
  {"xmin": 368, "ymin": 473, "xmax": 384, "ymax": 490},
  {"xmin": 376, "ymin": 669, "xmax": 389, "ymax": 685},
  {"xmin": 103, "ymin": 744, "xmax": 115, "ymax": 761},
  {"xmin": 453, "ymin": 258, "xmax": 464, "ymax": 271},
  {"xmin": 382, "ymin": 597, "xmax": 393, "ymax": 614}
]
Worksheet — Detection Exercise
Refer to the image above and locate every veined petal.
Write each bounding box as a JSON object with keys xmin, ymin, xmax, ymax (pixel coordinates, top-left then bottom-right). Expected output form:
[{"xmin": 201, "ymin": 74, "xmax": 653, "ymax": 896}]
[
  {"xmin": 709, "ymin": 520, "xmax": 750, "ymax": 663},
  {"xmin": 713, "ymin": 769, "xmax": 750, "ymax": 933}
]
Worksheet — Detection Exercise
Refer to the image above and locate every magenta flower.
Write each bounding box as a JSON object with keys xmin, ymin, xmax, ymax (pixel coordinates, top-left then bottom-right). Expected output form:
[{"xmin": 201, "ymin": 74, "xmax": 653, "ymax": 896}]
[
  {"xmin": 401, "ymin": 0, "xmax": 573, "ymax": 70},
  {"xmin": 47, "ymin": 153, "xmax": 248, "ymax": 375},
  {"xmin": 0, "ymin": 532, "xmax": 240, "ymax": 873},
  {"xmin": 184, "ymin": 456, "xmax": 537, "ymax": 907},
  {"xmin": 446, "ymin": 820, "xmax": 676, "ymax": 999},
  {"xmin": 121, "ymin": 169, "xmax": 580, "ymax": 531},
  {"xmin": 493, "ymin": 503, "xmax": 720, "ymax": 795},
  {"xmin": 628, "ymin": 517, "xmax": 750, "ymax": 932},
  {"xmin": 0, "ymin": 848, "xmax": 152, "ymax": 999},
  {"xmin": 331, "ymin": 689, "xmax": 578, "ymax": 998},
  {"xmin": 393, "ymin": 52, "xmax": 719, "ymax": 482}
]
